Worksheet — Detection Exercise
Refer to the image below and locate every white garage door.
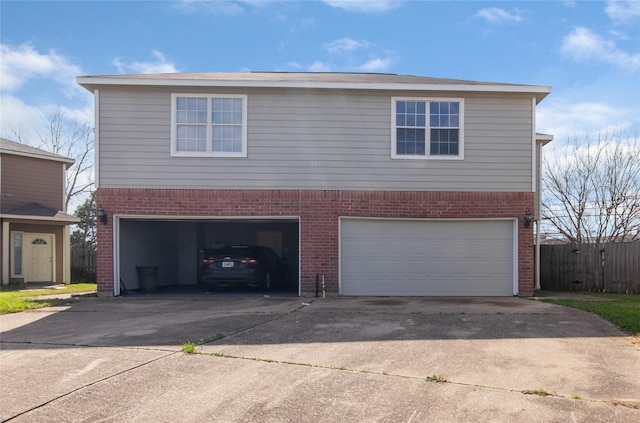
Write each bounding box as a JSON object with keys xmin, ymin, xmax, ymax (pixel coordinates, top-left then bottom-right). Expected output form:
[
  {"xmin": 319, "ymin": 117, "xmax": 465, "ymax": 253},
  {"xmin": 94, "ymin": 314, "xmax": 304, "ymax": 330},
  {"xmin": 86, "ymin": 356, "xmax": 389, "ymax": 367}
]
[{"xmin": 340, "ymin": 219, "xmax": 515, "ymax": 296}]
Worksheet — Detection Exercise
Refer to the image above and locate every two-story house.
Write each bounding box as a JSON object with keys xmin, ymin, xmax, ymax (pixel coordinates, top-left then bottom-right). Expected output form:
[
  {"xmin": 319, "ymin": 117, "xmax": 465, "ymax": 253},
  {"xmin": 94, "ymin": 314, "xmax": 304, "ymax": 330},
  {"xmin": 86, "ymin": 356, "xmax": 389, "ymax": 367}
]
[
  {"xmin": 1, "ymin": 138, "xmax": 80, "ymax": 285},
  {"xmin": 77, "ymin": 72, "xmax": 551, "ymax": 297}
]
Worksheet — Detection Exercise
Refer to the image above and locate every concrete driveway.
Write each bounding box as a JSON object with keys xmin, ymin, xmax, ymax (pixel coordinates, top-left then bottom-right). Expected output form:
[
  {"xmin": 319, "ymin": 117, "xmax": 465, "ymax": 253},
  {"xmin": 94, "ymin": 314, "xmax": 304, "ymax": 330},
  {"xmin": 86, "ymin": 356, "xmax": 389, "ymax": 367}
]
[{"xmin": 1, "ymin": 294, "xmax": 639, "ymax": 422}]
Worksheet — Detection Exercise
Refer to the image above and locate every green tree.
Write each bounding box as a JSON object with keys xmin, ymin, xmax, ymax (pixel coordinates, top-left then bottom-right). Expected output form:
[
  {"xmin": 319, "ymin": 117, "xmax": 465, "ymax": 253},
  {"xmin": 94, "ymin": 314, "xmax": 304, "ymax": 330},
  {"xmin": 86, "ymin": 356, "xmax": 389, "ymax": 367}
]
[
  {"xmin": 71, "ymin": 193, "xmax": 96, "ymax": 249},
  {"xmin": 70, "ymin": 193, "xmax": 97, "ymax": 282}
]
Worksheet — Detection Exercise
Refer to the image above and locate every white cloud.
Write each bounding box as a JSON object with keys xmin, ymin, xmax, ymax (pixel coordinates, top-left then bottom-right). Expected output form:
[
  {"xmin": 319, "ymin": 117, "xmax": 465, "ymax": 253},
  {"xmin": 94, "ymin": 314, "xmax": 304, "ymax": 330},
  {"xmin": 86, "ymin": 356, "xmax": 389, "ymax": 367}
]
[
  {"xmin": 0, "ymin": 43, "xmax": 92, "ymax": 139},
  {"xmin": 358, "ymin": 57, "xmax": 393, "ymax": 72},
  {"xmin": 0, "ymin": 43, "xmax": 82, "ymax": 92},
  {"xmin": 0, "ymin": 94, "xmax": 94, "ymax": 140},
  {"xmin": 0, "ymin": 96, "xmax": 47, "ymax": 139},
  {"xmin": 537, "ymin": 101, "xmax": 632, "ymax": 139},
  {"xmin": 606, "ymin": 0, "xmax": 640, "ymax": 23},
  {"xmin": 561, "ymin": 27, "xmax": 640, "ymax": 71},
  {"xmin": 308, "ymin": 61, "xmax": 332, "ymax": 72},
  {"xmin": 474, "ymin": 8, "xmax": 523, "ymax": 24},
  {"xmin": 323, "ymin": 0, "xmax": 400, "ymax": 13},
  {"xmin": 323, "ymin": 38, "xmax": 370, "ymax": 54},
  {"xmin": 112, "ymin": 50, "xmax": 179, "ymax": 74}
]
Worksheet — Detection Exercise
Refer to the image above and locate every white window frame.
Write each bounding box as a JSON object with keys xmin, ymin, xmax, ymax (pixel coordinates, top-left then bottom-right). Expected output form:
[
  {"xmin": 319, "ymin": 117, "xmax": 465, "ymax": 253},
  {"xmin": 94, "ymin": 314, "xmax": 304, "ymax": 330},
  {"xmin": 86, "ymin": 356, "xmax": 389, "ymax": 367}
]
[
  {"xmin": 171, "ymin": 93, "xmax": 248, "ymax": 157},
  {"xmin": 391, "ymin": 97, "xmax": 464, "ymax": 160},
  {"xmin": 10, "ymin": 231, "xmax": 23, "ymax": 277}
]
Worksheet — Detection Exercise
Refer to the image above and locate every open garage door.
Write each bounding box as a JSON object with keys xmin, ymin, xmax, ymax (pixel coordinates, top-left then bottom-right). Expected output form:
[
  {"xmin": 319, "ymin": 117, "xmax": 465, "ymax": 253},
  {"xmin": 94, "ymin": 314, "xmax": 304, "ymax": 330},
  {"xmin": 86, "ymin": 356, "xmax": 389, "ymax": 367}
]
[
  {"xmin": 115, "ymin": 217, "xmax": 299, "ymax": 296},
  {"xmin": 340, "ymin": 218, "xmax": 516, "ymax": 296}
]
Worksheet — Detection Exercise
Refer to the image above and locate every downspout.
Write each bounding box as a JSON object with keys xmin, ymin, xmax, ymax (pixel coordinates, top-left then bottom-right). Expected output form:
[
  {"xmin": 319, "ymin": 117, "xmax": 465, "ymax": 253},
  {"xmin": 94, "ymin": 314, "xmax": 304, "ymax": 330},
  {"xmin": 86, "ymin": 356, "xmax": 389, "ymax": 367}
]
[
  {"xmin": 532, "ymin": 98, "xmax": 540, "ymax": 291},
  {"xmin": 535, "ymin": 134, "xmax": 554, "ymax": 291},
  {"xmin": 535, "ymin": 220, "xmax": 541, "ymax": 291}
]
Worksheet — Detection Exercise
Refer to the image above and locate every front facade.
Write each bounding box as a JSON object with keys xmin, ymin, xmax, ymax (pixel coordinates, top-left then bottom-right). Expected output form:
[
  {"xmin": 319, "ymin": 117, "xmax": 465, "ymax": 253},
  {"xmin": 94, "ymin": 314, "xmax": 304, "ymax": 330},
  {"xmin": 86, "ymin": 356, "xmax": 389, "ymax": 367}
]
[
  {"xmin": 77, "ymin": 72, "xmax": 551, "ymax": 297},
  {"xmin": 0, "ymin": 138, "xmax": 79, "ymax": 285}
]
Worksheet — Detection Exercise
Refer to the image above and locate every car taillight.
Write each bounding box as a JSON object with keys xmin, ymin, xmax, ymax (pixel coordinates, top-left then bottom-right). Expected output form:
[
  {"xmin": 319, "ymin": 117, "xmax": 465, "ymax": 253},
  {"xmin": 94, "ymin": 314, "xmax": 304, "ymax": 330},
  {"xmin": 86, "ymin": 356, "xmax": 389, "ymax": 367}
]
[
  {"xmin": 241, "ymin": 259, "xmax": 258, "ymax": 265},
  {"xmin": 202, "ymin": 259, "xmax": 215, "ymax": 265}
]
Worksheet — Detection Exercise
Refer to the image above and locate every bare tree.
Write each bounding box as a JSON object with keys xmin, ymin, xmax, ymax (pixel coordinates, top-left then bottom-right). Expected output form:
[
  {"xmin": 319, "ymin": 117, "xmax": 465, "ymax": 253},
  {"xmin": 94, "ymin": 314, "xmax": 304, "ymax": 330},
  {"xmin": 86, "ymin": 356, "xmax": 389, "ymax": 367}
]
[
  {"xmin": 13, "ymin": 108, "xmax": 94, "ymax": 210},
  {"xmin": 542, "ymin": 132, "xmax": 640, "ymax": 244}
]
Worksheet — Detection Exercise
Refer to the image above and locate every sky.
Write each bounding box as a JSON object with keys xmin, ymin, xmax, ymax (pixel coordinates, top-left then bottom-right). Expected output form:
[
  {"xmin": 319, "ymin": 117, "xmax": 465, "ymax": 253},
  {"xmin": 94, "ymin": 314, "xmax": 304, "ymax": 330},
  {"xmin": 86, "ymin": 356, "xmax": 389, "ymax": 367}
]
[{"xmin": 1, "ymin": 0, "xmax": 639, "ymax": 147}]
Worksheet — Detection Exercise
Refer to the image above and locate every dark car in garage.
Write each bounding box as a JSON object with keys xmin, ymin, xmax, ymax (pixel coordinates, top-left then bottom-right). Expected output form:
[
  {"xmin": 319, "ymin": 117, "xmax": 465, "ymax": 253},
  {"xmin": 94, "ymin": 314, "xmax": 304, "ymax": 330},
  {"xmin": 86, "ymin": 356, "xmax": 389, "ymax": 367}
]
[{"xmin": 198, "ymin": 245, "xmax": 289, "ymax": 290}]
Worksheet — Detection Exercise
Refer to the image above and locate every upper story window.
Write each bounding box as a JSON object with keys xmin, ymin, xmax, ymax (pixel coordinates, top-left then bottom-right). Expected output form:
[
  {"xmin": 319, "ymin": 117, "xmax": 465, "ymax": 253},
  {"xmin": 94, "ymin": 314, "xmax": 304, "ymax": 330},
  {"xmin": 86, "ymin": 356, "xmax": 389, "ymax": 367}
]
[
  {"xmin": 171, "ymin": 94, "xmax": 248, "ymax": 157},
  {"xmin": 391, "ymin": 97, "xmax": 464, "ymax": 160}
]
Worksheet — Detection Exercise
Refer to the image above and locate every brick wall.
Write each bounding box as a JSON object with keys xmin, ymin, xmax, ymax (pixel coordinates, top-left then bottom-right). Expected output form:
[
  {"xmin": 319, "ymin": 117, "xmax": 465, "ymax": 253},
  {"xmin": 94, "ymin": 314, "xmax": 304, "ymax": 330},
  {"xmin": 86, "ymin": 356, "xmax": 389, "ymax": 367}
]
[{"xmin": 96, "ymin": 189, "xmax": 534, "ymax": 296}]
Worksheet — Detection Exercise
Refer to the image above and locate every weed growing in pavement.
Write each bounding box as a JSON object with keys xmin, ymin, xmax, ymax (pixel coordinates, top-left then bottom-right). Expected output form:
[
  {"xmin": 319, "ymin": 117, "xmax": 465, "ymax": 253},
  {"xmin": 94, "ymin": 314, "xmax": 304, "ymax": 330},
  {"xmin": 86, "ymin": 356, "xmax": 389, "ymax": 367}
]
[
  {"xmin": 426, "ymin": 374, "xmax": 447, "ymax": 383},
  {"xmin": 523, "ymin": 389, "xmax": 551, "ymax": 397},
  {"xmin": 572, "ymin": 395, "xmax": 581, "ymax": 400},
  {"xmin": 182, "ymin": 342, "xmax": 197, "ymax": 354}
]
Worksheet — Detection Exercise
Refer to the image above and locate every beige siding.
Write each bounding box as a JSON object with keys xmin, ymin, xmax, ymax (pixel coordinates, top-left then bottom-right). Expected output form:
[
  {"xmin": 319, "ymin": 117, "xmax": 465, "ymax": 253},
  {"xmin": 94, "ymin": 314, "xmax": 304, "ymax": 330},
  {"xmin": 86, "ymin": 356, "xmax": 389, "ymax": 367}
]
[
  {"xmin": 97, "ymin": 88, "xmax": 534, "ymax": 192},
  {"xmin": 1, "ymin": 154, "xmax": 65, "ymax": 210}
]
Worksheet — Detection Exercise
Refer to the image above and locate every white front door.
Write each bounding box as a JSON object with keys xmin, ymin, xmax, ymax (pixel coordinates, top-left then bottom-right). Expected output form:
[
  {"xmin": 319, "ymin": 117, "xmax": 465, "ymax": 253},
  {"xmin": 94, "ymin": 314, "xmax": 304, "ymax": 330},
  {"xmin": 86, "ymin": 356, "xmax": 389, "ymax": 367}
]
[{"xmin": 26, "ymin": 234, "xmax": 54, "ymax": 282}]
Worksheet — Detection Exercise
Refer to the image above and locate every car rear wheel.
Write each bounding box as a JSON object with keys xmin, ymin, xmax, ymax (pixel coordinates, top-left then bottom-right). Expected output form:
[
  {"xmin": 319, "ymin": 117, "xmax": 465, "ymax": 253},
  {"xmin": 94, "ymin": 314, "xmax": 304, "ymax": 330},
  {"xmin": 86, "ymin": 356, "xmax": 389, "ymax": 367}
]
[{"xmin": 264, "ymin": 273, "xmax": 272, "ymax": 291}]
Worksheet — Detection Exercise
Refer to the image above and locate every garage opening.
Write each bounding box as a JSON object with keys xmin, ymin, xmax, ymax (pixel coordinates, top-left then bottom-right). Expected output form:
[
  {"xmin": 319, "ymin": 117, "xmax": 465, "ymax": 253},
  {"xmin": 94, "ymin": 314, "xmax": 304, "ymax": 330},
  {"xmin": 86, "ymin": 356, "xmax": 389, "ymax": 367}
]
[
  {"xmin": 115, "ymin": 217, "xmax": 300, "ymax": 296},
  {"xmin": 340, "ymin": 218, "xmax": 516, "ymax": 296}
]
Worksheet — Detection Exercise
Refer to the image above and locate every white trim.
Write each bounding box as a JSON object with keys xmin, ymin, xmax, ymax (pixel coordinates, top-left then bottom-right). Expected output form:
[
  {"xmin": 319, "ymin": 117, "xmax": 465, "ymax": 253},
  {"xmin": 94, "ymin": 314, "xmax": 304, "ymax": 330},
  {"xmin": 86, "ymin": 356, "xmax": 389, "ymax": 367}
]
[
  {"xmin": 111, "ymin": 214, "xmax": 301, "ymax": 297},
  {"xmin": 0, "ymin": 147, "xmax": 74, "ymax": 165},
  {"xmin": 113, "ymin": 216, "xmax": 120, "ymax": 296},
  {"xmin": 77, "ymin": 76, "xmax": 551, "ymax": 99},
  {"xmin": 531, "ymin": 97, "xmax": 537, "ymax": 193},
  {"xmin": 535, "ymin": 220, "xmax": 541, "ymax": 291},
  {"xmin": 512, "ymin": 218, "xmax": 519, "ymax": 296},
  {"xmin": 9, "ymin": 231, "xmax": 24, "ymax": 278},
  {"xmin": 338, "ymin": 216, "xmax": 518, "ymax": 296},
  {"xmin": 115, "ymin": 214, "xmax": 300, "ymax": 221},
  {"xmin": 2, "ymin": 222, "xmax": 9, "ymax": 285},
  {"xmin": 94, "ymin": 89, "xmax": 100, "ymax": 189},
  {"xmin": 0, "ymin": 214, "xmax": 80, "ymax": 223},
  {"xmin": 62, "ymin": 164, "xmax": 68, "ymax": 213},
  {"xmin": 170, "ymin": 93, "xmax": 248, "ymax": 158},
  {"xmin": 63, "ymin": 226, "xmax": 71, "ymax": 284},
  {"xmin": 390, "ymin": 97, "xmax": 464, "ymax": 160}
]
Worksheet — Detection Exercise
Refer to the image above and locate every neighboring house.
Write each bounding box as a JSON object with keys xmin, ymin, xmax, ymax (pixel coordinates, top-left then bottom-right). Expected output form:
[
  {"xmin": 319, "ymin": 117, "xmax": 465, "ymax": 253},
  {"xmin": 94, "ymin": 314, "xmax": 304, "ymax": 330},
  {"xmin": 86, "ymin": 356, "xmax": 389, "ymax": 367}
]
[
  {"xmin": 1, "ymin": 138, "xmax": 80, "ymax": 285},
  {"xmin": 77, "ymin": 72, "xmax": 551, "ymax": 297}
]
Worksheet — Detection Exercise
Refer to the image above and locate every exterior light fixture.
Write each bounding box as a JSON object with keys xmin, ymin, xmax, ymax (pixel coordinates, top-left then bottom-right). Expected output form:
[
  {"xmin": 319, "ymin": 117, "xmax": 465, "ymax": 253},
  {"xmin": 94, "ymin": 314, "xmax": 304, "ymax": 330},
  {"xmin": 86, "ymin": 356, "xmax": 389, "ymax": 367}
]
[
  {"xmin": 523, "ymin": 210, "xmax": 533, "ymax": 228},
  {"xmin": 96, "ymin": 206, "xmax": 108, "ymax": 225}
]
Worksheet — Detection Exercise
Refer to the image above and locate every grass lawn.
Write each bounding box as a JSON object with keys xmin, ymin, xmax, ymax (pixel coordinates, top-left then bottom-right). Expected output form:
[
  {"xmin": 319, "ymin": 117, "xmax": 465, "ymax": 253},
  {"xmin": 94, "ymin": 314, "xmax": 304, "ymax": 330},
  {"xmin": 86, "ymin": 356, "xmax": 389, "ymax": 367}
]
[
  {"xmin": 542, "ymin": 292, "xmax": 640, "ymax": 336},
  {"xmin": 0, "ymin": 283, "xmax": 97, "ymax": 314}
]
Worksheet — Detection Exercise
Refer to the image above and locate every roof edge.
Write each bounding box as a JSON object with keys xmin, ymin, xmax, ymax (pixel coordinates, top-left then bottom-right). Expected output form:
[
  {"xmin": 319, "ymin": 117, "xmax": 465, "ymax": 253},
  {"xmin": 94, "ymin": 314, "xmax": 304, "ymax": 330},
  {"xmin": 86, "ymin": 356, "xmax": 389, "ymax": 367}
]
[
  {"xmin": 77, "ymin": 74, "xmax": 551, "ymax": 102},
  {"xmin": 0, "ymin": 213, "xmax": 80, "ymax": 223},
  {"xmin": 0, "ymin": 138, "xmax": 75, "ymax": 165}
]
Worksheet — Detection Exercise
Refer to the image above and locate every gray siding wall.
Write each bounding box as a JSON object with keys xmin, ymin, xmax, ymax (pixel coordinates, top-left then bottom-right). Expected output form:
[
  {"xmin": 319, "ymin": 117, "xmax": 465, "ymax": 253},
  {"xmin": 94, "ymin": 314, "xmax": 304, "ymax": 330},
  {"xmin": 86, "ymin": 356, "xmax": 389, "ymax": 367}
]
[{"xmin": 97, "ymin": 87, "xmax": 535, "ymax": 192}]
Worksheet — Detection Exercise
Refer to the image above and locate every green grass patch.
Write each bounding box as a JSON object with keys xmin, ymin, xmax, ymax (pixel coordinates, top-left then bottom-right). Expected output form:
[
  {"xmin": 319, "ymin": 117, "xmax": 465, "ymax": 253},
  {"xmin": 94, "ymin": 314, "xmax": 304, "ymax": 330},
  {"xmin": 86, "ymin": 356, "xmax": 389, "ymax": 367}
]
[
  {"xmin": 542, "ymin": 293, "xmax": 640, "ymax": 336},
  {"xmin": 0, "ymin": 283, "xmax": 97, "ymax": 314}
]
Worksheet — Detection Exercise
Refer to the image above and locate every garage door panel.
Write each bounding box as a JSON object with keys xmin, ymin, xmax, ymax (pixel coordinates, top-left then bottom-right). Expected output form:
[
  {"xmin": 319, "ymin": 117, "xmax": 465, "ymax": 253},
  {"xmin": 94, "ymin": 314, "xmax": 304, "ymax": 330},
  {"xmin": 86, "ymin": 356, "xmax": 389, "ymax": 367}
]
[{"xmin": 340, "ymin": 219, "xmax": 514, "ymax": 296}]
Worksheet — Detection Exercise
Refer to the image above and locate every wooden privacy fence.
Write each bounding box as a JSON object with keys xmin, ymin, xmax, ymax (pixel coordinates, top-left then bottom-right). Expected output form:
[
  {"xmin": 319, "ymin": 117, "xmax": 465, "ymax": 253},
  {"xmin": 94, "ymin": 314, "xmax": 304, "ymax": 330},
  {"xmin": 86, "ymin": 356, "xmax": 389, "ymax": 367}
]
[
  {"xmin": 71, "ymin": 246, "xmax": 96, "ymax": 283},
  {"xmin": 540, "ymin": 242, "xmax": 639, "ymax": 293}
]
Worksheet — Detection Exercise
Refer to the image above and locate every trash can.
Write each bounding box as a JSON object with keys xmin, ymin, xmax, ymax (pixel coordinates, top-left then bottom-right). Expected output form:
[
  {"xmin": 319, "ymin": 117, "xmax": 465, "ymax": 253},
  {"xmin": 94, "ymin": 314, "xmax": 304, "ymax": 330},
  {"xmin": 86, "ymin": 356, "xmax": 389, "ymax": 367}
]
[{"xmin": 136, "ymin": 266, "xmax": 158, "ymax": 292}]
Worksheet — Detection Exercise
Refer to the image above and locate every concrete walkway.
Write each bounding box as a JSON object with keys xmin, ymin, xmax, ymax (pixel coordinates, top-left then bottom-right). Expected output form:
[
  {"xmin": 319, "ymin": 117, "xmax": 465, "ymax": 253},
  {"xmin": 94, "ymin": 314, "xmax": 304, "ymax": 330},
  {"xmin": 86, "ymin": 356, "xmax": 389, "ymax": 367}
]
[{"xmin": 1, "ymin": 295, "xmax": 638, "ymax": 422}]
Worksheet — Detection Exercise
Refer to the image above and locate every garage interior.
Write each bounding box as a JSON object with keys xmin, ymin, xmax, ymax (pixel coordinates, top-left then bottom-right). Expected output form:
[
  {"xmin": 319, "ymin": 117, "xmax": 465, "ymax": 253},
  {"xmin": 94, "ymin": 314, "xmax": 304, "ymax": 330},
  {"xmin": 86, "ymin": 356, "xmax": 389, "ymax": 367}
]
[{"xmin": 117, "ymin": 218, "xmax": 300, "ymax": 295}]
